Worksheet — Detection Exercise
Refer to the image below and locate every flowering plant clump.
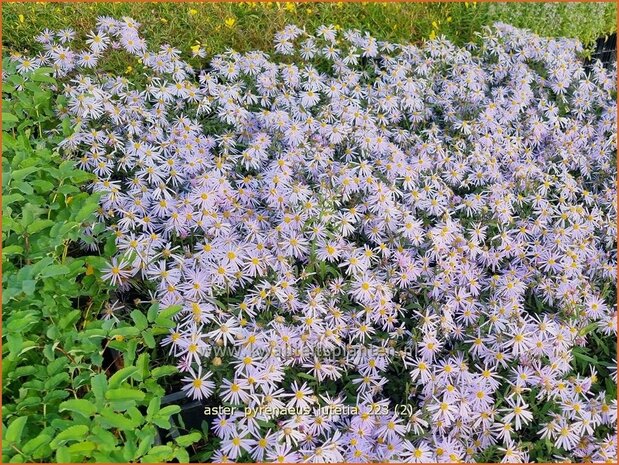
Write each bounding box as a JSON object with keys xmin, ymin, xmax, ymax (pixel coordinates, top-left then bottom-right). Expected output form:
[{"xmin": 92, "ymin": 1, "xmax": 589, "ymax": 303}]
[{"xmin": 9, "ymin": 17, "xmax": 617, "ymax": 463}]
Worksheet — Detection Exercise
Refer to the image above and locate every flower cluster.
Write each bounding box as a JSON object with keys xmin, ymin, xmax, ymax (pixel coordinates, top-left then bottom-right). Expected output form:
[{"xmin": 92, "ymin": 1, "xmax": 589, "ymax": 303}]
[{"xmin": 11, "ymin": 17, "xmax": 617, "ymax": 463}]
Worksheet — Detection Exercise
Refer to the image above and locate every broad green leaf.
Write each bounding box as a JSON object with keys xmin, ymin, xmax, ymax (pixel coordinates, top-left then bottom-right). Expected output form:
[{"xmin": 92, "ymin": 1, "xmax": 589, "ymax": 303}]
[
  {"xmin": 11, "ymin": 166, "xmax": 39, "ymax": 181},
  {"xmin": 27, "ymin": 219, "xmax": 54, "ymax": 234},
  {"xmin": 130, "ymin": 310, "xmax": 148, "ymax": 330},
  {"xmin": 141, "ymin": 445, "xmax": 175, "ymax": 463},
  {"xmin": 74, "ymin": 197, "xmax": 100, "ymax": 223},
  {"xmin": 50, "ymin": 425, "xmax": 89, "ymax": 447},
  {"xmin": 158, "ymin": 405, "xmax": 181, "ymax": 417},
  {"xmin": 156, "ymin": 304, "xmax": 183, "ymax": 321},
  {"xmin": 108, "ymin": 366, "xmax": 139, "ymax": 389},
  {"xmin": 146, "ymin": 397, "xmax": 160, "ymax": 418},
  {"xmin": 21, "ymin": 433, "xmax": 52, "ymax": 455},
  {"xmin": 2, "ymin": 245, "xmax": 23, "ymax": 256},
  {"xmin": 4, "ymin": 416, "xmax": 28, "ymax": 444},
  {"xmin": 137, "ymin": 353, "xmax": 150, "ymax": 379},
  {"xmin": 100, "ymin": 410, "xmax": 141, "ymax": 430},
  {"xmin": 2, "ymin": 112, "xmax": 19, "ymax": 123},
  {"xmin": 105, "ymin": 388, "xmax": 146, "ymax": 402},
  {"xmin": 175, "ymin": 432, "xmax": 201, "ymax": 447},
  {"xmin": 39, "ymin": 265, "xmax": 70, "ymax": 278},
  {"xmin": 67, "ymin": 441, "xmax": 97, "ymax": 454},
  {"xmin": 59, "ymin": 399, "xmax": 97, "ymax": 417},
  {"xmin": 55, "ymin": 446, "xmax": 72, "ymax": 463},
  {"xmin": 151, "ymin": 366, "xmax": 177, "ymax": 379},
  {"xmin": 146, "ymin": 303, "xmax": 159, "ymax": 322},
  {"xmin": 91, "ymin": 373, "xmax": 107, "ymax": 402}
]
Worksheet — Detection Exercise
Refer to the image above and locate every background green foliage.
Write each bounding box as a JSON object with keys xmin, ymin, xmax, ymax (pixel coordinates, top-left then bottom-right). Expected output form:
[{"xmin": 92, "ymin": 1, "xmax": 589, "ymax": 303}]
[
  {"xmin": 1, "ymin": 62, "xmax": 200, "ymax": 462},
  {"xmin": 3, "ymin": 2, "xmax": 616, "ymax": 63}
]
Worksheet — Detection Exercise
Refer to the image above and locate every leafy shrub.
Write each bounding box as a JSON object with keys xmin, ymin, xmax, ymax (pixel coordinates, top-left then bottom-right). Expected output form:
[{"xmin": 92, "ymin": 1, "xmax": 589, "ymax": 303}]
[
  {"xmin": 6, "ymin": 18, "xmax": 618, "ymax": 464},
  {"xmin": 1, "ymin": 63, "xmax": 199, "ymax": 463}
]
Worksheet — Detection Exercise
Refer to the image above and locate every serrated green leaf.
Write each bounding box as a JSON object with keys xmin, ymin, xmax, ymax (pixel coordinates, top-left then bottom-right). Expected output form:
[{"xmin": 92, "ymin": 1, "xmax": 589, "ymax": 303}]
[
  {"xmin": 21, "ymin": 433, "xmax": 52, "ymax": 455},
  {"xmin": 4, "ymin": 416, "xmax": 28, "ymax": 444},
  {"xmin": 151, "ymin": 366, "xmax": 177, "ymax": 379},
  {"xmin": 50, "ymin": 425, "xmax": 89, "ymax": 447},
  {"xmin": 59, "ymin": 399, "xmax": 97, "ymax": 417},
  {"xmin": 67, "ymin": 441, "xmax": 97, "ymax": 454},
  {"xmin": 91, "ymin": 373, "xmax": 107, "ymax": 402},
  {"xmin": 108, "ymin": 366, "xmax": 139, "ymax": 389},
  {"xmin": 105, "ymin": 387, "xmax": 145, "ymax": 402},
  {"xmin": 147, "ymin": 303, "xmax": 159, "ymax": 322},
  {"xmin": 156, "ymin": 304, "xmax": 183, "ymax": 322},
  {"xmin": 100, "ymin": 410, "xmax": 141, "ymax": 430},
  {"xmin": 175, "ymin": 432, "xmax": 201, "ymax": 447}
]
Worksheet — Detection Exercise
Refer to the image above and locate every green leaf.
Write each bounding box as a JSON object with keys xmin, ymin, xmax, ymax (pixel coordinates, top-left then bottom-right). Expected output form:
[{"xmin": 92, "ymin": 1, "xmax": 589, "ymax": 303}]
[
  {"xmin": 135, "ymin": 431, "xmax": 156, "ymax": 459},
  {"xmin": 30, "ymin": 70, "xmax": 56, "ymax": 84},
  {"xmin": 137, "ymin": 353, "xmax": 150, "ymax": 379},
  {"xmin": 11, "ymin": 167, "xmax": 39, "ymax": 182},
  {"xmin": 105, "ymin": 388, "xmax": 146, "ymax": 402},
  {"xmin": 130, "ymin": 310, "xmax": 148, "ymax": 330},
  {"xmin": 50, "ymin": 425, "xmax": 89, "ymax": 447},
  {"xmin": 2, "ymin": 193, "xmax": 24, "ymax": 207},
  {"xmin": 156, "ymin": 304, "xmax": 183, "ymax": 322},
  {"xmin": 108, "ymin": 366, "xmax": 139, "ymax": 389},
  {"xmin": 176, "ymin": 448, "xmax": 190, "ymax": 463},
  {"xmin": 55, "ymin": 446, "xmax": 72, "ymax": 463},
  {"xmin": 109, "ymin": 326, "xmax": 141, "ymax": 337},
  {"xmin": 27, "ymin": 219, "xmax": 54, "ymax": 234},
  {"xmin": 158, "ymin": 405, "xmax": 181, "ymax": 417},
  {"xmin": 59, "ymin": 399, "xmax": 97, "ymax": 417},
  {"xmin": 146, "ymin": 303, "xmax": 159, "ymax": 322},
  {"xmin": 39, "ymin": 265, "xmax": 70, "ymax": 278},
  {"xmin": 2, "ymin": 112, "xmax": 19, "ymax": 123},
  {"xmin": 2, "ymin": 245, "xmax": 24, "ymax": 257},
  {"xmin": 151, "ymin": 366, "xmax": 177, "ymax": 379},
  {"xmin": 100, "ymin": 410, "xmax": 141, "ymax": 430},
  {"xmin": 573, "ymin": 349, "xmax": 599, "ymax": 366},
  {"xmin": 21, "ymin": 433, "xmax": 52, "ymax": 455},
  {"xmin": 146, "ymin": 397, "xmax": 161, "ymax": 418},
  {"xmin": 143, "ymin": 330, "xmax": 156, "ymax": 348},
  {"xmin": 75, "ymin": 196, "xmax": 100, "ymax": 223},
  {"xmin": 175, "ymin": 432, "xmax": 201, "ymax": 447},
  {"xmin": 4, "ymin": 416, "xmax": 28, "ymax": 445},
  {"xmin": 91, "ymin": 373, "xmax": 107, "ymax": 402},
  {"xmin": 141, "ymin": 445, "xmax": 175, "ymax": 463},
  {"xmin": 67, "ymin": 441, "xmax": 97, "ymax": 454}
]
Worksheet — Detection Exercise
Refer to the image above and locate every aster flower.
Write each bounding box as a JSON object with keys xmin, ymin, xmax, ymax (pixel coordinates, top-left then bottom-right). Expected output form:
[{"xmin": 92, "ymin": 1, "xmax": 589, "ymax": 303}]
[
  {"xmin": 101, "ymin": 257, "xmax": 133, "ymax": 285},
  {"xmin": 18, "ymin": 17, "xmax": 616, "ymax": 463},
  {"xmin": 181, "ymin": 366, "xmax": 215, "ymax": 400}
]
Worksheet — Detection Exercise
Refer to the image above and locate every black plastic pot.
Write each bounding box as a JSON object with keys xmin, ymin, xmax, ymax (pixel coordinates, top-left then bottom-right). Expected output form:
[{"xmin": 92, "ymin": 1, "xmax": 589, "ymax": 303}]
[
  {"xmin": 586, "ymin": 33, "xmax": 616, "ymax": 70},
  {"xmin": 157, "ymin": 391, "xmax": 207, "ymax": 443}
]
